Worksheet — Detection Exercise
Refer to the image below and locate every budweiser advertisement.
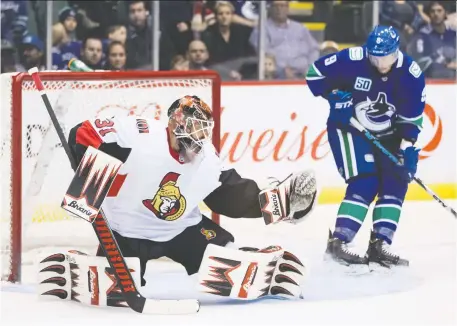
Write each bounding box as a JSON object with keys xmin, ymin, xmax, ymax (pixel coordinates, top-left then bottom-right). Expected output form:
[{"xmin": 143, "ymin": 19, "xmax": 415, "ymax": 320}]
[
  {"xmin": 7, "ymin": 79, "xmax": 457, "ymax": 208},
  {"xmin": 219, "ymin": 82, "xmax": 456, "ymax": 203}
]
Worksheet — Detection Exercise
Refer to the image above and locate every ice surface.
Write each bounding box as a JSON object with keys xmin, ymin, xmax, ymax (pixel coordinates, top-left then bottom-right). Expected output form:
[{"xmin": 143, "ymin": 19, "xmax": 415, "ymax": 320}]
[{"xmin": 1, "ymin": 201, "xmax": 456, "ymax": 326}]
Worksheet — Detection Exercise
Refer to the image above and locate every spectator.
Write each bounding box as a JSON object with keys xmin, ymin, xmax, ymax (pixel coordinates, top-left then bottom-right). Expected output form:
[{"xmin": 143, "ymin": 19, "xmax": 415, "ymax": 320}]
[
  {"xmin": 80, "ymin": 35, "xmax": 104, "ymax": 70},
  {"xmin": 443, "ymin": 0, "xmax": 457, "ymax": 30},
  {"xmin": 104, "ymin": 41, "xmax": 126, "ymax": 70},
  {"xmin": 230, "ymin": 1, "xmax": 259, "ymax": 28},
  {"xmin": 187, "ymin": 40, "xmax": 209, "ymax": 70},
  {"xmin": 249, "ymin": 0, "xmax": 319, "ymax": 79},
  {"xmin": 1, "ymin": 0, "xmax": 28, "ymax": 46},
  {"xmin": 125, "ymin": 1, "xmax": 176, "ymax": 70},
  {"xmin": 52, "ymin": 23, "xmax": 68, "ymax": 47},
  {"xmin": 202, "ymin": 1, "xmax": 255, "ymax": 65},
  {"xmin": 17, "ymin": 35, "xmax": 45, "ymax": 71},
  {"xmin": 51, "ymin": 47, "xmax": 65, "ymax": 70},
  {"xmin": 50, "ymin": 7, "xmax": 82, "ymax": 69},
  {"xmin": 416, "ymin": 2, "xmax": 432, "ymax": 25},
  {"xmin": 127, "ymin": 1, "xmax": 150, "ymax": 36},
  {"xmin": 1, "ymin": 39, "xmax": 20, "ymax": 73},
  {"xmin": 380, "ymin": 0, "xmax": 428, "ymax": 50},
  {"xmin": 191, "ymin": 1, "xmax": 216, "ymax": 36},
  {"xmin": 52, "ymin": 7, "xmax": 78, "ymax": 47},
  {"xmin": 69, "ymin": 0, "xmax": 121, "ymax": 40},
  {"xmin": 160, "ymin": 1, "xmax": 194, "ymax": 31},
  {"xmin": 107, "ymin": 25, "xmax": 127, "ymax": 44},
  {"xmin": 320, "ymin": 40, "xmax": 339, "ymax": 57},
  {"xmin": 446, "ymin": 11, "xmax": 457, "ymax": 29},
  {"xmin": 408, "ymin": 1, "xmax": 456, "ymax": 79},
  {"xmin": 160, "ymin": 1, "xmax": 194, "ymax": 55},
  {"xmin": 125, "ymin": 1, "xmax": 151, "ymax": 69},
  {"xmin": 264, "ymin": 53, "xmax": 285, "ymax": 80},
  {"xmin": 52, "ymin": 41, "xmax": 82, "ymax": 70},
  {"xmin": 170, "ymin": 54, "xmax": 190, "ymax": 71},
  {"xmin": 61, "ymin": 7, "xmax": 78, "ymax": 41}
]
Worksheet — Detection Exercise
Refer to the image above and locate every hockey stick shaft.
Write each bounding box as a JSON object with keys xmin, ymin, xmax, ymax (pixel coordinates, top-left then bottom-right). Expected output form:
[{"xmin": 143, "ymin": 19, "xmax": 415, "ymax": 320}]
[
  {"xmin": 350, "ymin": 118, "xmax": 456, "ymax": 218},
  {"xmin": 27, "ymin": 73, "xmax": 77, "ymax": 170},
  {"xmin": 27, "ymin": 68, "xmax": 199, "ymax": 314}
]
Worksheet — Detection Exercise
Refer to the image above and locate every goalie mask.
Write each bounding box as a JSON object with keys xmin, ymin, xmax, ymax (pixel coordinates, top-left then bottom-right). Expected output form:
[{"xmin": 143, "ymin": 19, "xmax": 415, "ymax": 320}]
[{"xmin": 168, "ymin": 95, "xmax": 214, "ymax": 155}]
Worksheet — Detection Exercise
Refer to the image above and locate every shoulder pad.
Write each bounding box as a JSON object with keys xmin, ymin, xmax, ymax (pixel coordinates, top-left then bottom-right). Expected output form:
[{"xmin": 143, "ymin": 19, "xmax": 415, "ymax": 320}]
[
  {"xmin": 408, "ymin": 60, "xmax": 423, "ymax": 78},
  {"xmin": 400, "ymin": 53, "xmax": 423, "ymax": 78},
  {"xmin": 347, "ymin": 46, "xmax": 365, "ymax": 61}
]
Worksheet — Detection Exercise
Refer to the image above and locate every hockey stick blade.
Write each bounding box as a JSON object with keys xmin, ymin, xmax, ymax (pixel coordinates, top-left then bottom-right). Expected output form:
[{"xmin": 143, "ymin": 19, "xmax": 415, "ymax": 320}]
[
  {"xmin": 350, "ymin": 117, "xmax": 456, "ymax": 218},
  {"xmin": 28, "ymin": 67, "xmax": 200, "ymax": 314}
]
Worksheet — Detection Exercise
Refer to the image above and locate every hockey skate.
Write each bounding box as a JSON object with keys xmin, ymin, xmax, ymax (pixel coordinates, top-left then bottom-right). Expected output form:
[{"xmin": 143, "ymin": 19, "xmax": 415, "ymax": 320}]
[
  {"xmin": 325, "ymin": 230, "xmax": 368, "ymax": 266},
  {"xmin": 366, "ymin": 231, "xmax": 409, "ymax": 268}
]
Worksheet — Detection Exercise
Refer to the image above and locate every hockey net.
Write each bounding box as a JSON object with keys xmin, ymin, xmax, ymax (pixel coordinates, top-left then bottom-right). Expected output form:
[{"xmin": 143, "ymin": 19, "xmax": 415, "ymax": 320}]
[{"xmin": 1, "ymin": 70, "xmax": 221, "ymax": 284}]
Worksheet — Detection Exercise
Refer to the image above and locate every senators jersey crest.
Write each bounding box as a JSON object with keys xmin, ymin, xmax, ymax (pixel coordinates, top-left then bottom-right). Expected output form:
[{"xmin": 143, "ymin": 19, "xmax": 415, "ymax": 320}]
[
  {"xmin": 143, "ymin": 172, "xmax": 187, "ymax": 221},
  {"xmin": 200, "ymin": 228, "xmax": 216, "ymax": 240}
]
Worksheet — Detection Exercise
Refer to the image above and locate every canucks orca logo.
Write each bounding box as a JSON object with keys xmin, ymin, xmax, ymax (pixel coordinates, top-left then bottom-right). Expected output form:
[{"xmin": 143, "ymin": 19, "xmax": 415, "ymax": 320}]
[{"xmin": 355, "ymin": 92, "xmax": 396, "ymax": 133}]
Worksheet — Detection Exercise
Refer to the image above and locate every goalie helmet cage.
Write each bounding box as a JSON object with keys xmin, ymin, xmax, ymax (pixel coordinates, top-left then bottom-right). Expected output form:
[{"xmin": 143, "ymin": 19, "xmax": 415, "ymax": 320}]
[{"xmin": 1, "ymin": 70, "xmax": 221, "ymax": 283}]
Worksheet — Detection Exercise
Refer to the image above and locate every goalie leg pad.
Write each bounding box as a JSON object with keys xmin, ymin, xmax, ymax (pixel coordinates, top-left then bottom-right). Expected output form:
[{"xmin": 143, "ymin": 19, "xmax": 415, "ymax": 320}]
[
  {"xmin": 37, "ymin": 253, "xmax": 73, "ymax": 300},
  {"xmin": 197, "ymin": 244, "xmax": 306, "ymax": 300},
  {"xmin": 37, "ymin": 250, "xmax": 141, "ymax": 308},
  {"xmin": 269, "ymin": 251, "xmax": 306, "ymax": 299}
]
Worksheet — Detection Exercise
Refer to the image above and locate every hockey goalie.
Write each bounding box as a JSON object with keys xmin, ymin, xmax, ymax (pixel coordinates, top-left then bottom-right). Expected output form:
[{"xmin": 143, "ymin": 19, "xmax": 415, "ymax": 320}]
[{"xmin": 38, "ymin": 95, "xmax": 317, "ymax": 307}]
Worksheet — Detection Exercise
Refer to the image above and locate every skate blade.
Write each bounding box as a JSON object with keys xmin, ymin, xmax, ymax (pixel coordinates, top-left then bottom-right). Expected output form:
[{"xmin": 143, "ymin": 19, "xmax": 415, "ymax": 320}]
[
  {"xmin": 323, "ymin": 255, "xmax": 371, "ymax": 276},
  {"xmin": 368, "ymin": 260, "xmax": 409, "ymax": 274}
]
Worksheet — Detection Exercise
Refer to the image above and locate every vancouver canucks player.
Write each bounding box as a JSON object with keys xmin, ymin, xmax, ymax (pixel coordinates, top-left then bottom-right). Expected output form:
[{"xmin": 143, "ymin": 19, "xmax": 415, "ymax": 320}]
[{"xmin": 306, "ymin": 25, "xmax": 426, "ymax": 267}]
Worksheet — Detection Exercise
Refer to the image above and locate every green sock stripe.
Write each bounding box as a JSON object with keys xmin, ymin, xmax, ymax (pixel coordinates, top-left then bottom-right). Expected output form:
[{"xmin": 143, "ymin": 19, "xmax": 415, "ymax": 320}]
[
  {"xmin": 373, "ymin": 205, "xmax": 401, "ymax": 224},
  {"xmin": 337, "ymin": 201, "xmax": 368, "ymax": 223},
  {"xmin": 342, "ymin": 133, "xmax": 354, "ymax": 178}
]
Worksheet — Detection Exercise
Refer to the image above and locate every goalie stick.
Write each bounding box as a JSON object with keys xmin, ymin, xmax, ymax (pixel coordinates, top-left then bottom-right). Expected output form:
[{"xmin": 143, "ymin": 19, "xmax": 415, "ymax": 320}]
[{"xmin": 27, "ymin": 67, "xmax": 200, "ymax": 314}]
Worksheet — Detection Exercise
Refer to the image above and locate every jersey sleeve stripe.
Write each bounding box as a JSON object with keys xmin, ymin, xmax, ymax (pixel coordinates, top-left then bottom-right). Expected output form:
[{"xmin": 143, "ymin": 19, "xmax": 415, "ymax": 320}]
[
  {"xmin": 305, "ymin": 63, "xmax": 325, "ymax": 80},
  {"xmin": 305, "ymin": 76, "xmax": 325, "ymax": 81},
  {"xmin": 397, "ymin": 114, "xmax": 423, "ymax": 121},
  {"xmin": 397, "ymin": 114, "xmax": 423, "ymax": 129},
  {"xmin": 75, "ymin": 120, "xmax": 103, "ymax": 149},
  {"xmin": 107, "ymin": 174, "xmax": 127, "ymax": 197}
]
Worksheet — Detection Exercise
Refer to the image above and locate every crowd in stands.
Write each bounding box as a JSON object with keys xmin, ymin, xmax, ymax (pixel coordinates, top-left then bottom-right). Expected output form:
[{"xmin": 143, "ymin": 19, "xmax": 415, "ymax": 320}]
[
  {"xmin": 1, "ymin": 1, "xmax": 455, "ymax": 79},
  {"xmin": 380, "ymin": 0, "xmax": 456, "ymax": 79}
]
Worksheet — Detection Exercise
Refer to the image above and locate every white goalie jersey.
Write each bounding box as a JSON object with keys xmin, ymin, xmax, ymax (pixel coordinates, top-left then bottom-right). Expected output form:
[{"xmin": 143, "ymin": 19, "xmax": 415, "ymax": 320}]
[{"xmin": 69, "ymin": 116, "xmax": 223, "ymax": 241}]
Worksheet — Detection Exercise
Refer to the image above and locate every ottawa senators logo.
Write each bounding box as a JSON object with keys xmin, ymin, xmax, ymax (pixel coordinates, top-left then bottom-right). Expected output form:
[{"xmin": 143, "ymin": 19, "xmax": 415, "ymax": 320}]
[
  {"xmin": 200, "ymin": 228, "xmax": 216, "ymax": 240},
  {"xmin": 143, "ymin": 172, "xmax": 186, "ymax": 221}
]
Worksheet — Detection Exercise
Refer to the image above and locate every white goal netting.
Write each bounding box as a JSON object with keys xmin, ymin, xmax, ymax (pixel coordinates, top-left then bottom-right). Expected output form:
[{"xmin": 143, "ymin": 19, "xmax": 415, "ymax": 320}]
[{"xmin": 0, "ymin": 71, "xmax": 220, "ymax": 283}]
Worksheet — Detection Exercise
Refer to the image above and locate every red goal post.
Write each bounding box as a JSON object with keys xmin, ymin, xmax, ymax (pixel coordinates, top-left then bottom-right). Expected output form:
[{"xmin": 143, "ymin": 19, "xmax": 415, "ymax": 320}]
[{"xmin": 1, "ymin": 70, "xmax": 221, "ymax": 283}]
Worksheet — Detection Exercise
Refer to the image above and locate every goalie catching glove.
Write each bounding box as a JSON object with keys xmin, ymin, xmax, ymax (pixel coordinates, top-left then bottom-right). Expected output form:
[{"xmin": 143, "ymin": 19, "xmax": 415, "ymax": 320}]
[
  {"xmin": 37, "ymin": 250, "xmax": 141, "ymax": 308},
  {"xmin": 259, "ymin": 169, "xmax": 318, "ymax": 225}
]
